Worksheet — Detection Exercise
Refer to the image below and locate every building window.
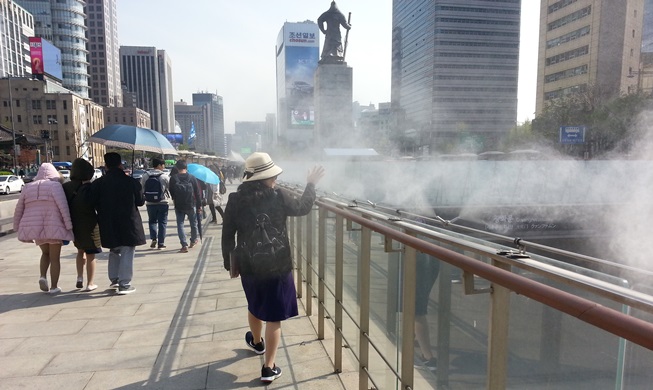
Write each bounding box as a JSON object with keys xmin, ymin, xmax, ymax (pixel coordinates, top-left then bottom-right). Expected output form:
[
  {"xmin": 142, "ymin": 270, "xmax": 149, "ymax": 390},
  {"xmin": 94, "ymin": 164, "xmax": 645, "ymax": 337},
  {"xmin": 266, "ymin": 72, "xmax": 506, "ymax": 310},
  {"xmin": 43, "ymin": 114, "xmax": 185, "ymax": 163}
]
[
  {"xmin": 31, "ymin": 100, "xmax": 42, "ymax": 109},
  {"xmin": 64, "ymin": 115, "xmax": 69, "ymax": 124},
  {"xmin": 15, "ymin": 100, "xmax": 20, "ymax": 107},
  {"xmin": 63, "ymin": 101, "xmax": 67, "ymax": 110},
  {"xmin": 66, "ymin": 146, "xmax": 71, "ymax": 155},
  {"xmin": 17, "ymin": 115, "xmax": 21, "ymax": 123},
  {"xmin": 32, "ymin": 115, "xmax": 43, "ymax": 124}
]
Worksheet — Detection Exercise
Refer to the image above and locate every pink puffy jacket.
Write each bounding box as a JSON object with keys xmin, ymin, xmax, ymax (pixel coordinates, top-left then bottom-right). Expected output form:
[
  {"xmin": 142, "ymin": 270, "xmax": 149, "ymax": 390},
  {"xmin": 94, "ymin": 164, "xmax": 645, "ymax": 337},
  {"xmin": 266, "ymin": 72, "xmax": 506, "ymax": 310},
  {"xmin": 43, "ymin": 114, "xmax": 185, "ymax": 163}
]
[{"xmin": 13, "ymin": 163, "xmax": 74, "ymax": 243}]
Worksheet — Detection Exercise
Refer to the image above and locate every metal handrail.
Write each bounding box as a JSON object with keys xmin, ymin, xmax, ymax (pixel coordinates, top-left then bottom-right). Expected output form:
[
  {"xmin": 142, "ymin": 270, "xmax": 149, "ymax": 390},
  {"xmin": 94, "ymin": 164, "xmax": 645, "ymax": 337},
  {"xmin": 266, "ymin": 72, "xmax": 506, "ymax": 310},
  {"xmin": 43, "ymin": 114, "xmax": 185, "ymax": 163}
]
[{"xmin": 315, "ymin": 198, "xmax": 653, "ymax": 351}]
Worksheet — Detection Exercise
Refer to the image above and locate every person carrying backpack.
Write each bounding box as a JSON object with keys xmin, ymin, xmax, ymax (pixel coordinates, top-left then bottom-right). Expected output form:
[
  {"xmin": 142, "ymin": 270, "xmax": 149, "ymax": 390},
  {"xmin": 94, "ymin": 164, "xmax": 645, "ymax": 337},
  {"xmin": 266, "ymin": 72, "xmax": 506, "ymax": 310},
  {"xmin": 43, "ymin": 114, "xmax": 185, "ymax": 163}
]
[
  {"xmin": 140, "ymin": 158, "xmax": 170, "ymax": 250},
  {"xmin": 221, "ymin": 152, "xmax": 325, "ymax": 383},
  {"xmin": 169, "ymin": 160, "xmax": 201, "ymax": 253}
]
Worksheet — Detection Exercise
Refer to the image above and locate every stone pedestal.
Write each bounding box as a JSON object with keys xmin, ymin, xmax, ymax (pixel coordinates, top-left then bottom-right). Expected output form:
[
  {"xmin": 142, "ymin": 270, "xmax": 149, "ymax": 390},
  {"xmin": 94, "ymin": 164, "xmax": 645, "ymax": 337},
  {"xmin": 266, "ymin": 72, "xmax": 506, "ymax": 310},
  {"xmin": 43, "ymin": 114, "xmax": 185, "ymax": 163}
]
[{"xmin": 314, "ymin": 63, "xmax": 353, "ymax": 147}]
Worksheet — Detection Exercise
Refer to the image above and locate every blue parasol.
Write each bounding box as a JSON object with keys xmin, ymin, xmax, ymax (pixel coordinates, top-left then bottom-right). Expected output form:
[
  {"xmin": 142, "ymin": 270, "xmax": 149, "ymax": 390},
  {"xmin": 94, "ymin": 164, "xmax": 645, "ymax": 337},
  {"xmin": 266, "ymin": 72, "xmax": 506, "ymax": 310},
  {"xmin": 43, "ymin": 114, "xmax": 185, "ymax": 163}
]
[
  {"xmin": 88, "ymin": 125, "xmax": 178, "ymax": 155},
  {"xmin": 187, "ymin": 163, "xmax": 220, "ymax": 185}
]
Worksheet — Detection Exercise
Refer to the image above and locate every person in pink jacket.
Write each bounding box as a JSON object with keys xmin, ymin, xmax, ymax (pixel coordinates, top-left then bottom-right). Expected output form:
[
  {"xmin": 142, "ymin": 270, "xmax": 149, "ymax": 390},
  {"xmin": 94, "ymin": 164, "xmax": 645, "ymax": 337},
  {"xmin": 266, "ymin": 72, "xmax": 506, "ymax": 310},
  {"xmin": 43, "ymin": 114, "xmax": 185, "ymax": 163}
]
[{"xmin": 14, "ymin": 163, "xmax": 74, "ymax": 294}]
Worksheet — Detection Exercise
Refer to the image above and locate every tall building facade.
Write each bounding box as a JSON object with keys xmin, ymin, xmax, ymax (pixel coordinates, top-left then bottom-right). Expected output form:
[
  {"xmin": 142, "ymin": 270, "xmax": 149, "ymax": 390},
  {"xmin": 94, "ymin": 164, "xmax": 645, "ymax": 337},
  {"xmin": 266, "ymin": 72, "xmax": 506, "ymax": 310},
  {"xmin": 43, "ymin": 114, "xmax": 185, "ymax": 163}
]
[
  {"xmin": 391, "ymin": 0, "xmax": 520, "ymax": 153},
  {"xmin": 85, "ymin": 0, "xmax": 121, "ymax": 107},
  {"xmin": 192, "ymin": 93, "xmax": 225, "ymax": 156},
  {"xmin": 174, "ymin": 100, "xmax": 208, "ymax": 151},
  {"xmin": 536, "ymin": 0, "xmax": 645, "ymax": 113},
  {"xmin": 0, "ymin": 0, "xmax": 34, "ymax": 77},
  {"xmin": 275, "ymin": 21, "xmax": 320, "ymax": 150},
  {"xmin": 119, "ymin": 46, "xmax": 175, "ymax": 133},
  {"xmin": 0, "ymin": 78, "xmax": 105, "ymax": 164},
  {"xmin": 16, "ymin": 0, "xmax": 89, "ymax": 98}
]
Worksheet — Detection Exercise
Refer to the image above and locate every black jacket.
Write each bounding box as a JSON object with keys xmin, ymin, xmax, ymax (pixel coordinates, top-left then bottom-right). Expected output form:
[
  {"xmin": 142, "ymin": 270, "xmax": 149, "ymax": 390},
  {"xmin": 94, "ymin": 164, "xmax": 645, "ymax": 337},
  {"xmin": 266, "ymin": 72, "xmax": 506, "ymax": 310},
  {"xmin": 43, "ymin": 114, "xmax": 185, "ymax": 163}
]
[
  {"xmin": 222, "ymin": 182, "xmax": 316, "ymax": 276},
  {"xmin": 88, "ymin": 168, "xmax": 146, "ymax": 248}
]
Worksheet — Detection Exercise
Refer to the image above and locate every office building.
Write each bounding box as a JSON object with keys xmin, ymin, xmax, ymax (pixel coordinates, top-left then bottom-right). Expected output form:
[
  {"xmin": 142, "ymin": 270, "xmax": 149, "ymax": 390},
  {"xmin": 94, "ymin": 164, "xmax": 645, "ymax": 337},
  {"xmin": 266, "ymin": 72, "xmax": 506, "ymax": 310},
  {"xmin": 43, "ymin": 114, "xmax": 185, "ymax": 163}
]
[
  {"xmin": 0, "ymin": 0, "xmax": 34, "ymax": 78},
  {"xmin": 85, "ymin": 0, "xmax": 121, "ymax": 107},
  {"xmin": 174, "ymin": 100, "xmax": 208, "ymax": 151},
  {"xmin": 536, "ymin": 0, "xmax": 645, "ymax": 113},
  {"xmin": 192, "ymin": 92, "xmax": 224, "ymax": 156},
  {"xmin": 391, "ymin": 0, "xmax": 520, "ymax": 153},
  {"xmin": 16, "ymin": 0, "xmax": 90, "ymax": 98},
  {"xmin": 119, "ymin": 46, "xmax": 175, "ymax": 133},
  {"xmin": 275, "ymin": 21, "xmax": 320, "ymax": 150},
  {"xmin": 0, "ymin": 77, "xmax": 105, "ymax": 164}
]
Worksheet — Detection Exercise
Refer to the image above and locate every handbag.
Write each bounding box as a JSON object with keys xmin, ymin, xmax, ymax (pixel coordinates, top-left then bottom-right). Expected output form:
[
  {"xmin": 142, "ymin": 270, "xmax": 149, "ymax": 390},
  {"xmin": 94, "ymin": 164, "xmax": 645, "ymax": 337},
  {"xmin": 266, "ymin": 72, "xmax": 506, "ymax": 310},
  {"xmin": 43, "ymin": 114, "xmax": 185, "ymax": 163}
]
[{"xmin": 229, "ymin": 249, "xmax": 240, "ymax": 278}]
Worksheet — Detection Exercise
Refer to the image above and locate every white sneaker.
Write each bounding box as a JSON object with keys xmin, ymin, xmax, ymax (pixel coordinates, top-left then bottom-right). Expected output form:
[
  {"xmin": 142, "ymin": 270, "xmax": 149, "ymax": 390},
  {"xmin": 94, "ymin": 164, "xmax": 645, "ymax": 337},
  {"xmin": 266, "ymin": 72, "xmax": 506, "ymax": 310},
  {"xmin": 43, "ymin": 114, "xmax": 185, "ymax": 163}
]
[
  {"xmin": 48, "ymin": 287, "xmax": 61, "ymax": 294},
  {"xmin": 38, "ymin": 277, "xmax": 49, "ymax": 292}
]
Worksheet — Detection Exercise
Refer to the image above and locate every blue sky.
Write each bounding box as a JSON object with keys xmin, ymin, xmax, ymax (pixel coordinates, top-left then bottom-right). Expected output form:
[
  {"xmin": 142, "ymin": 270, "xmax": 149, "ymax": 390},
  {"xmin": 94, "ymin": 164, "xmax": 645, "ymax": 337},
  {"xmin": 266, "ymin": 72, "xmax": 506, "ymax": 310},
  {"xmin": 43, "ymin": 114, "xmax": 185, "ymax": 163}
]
[{"xmin": 117, "ymin": 1, "xmax": 540, "ymax": 133}]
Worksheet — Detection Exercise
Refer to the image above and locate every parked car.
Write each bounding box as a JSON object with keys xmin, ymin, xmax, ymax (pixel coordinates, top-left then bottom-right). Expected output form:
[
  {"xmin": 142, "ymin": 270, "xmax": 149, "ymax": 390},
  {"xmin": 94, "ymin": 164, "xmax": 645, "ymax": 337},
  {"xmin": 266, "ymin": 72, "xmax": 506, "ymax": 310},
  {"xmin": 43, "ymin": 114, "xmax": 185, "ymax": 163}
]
[
  {"xmin": 22, "ymin": 171, "xmax": 38, "ymax": 183},
  {"xmin": 0, "ymin": 175, "xmax": 24, "ymax": 194},
  {"xmin": 131, "ymin": 169, "xmax": 146, "ymax": 180},
  {"xmin": 59, "ymin": 169, "xmax": 71, "ymax": 181}
]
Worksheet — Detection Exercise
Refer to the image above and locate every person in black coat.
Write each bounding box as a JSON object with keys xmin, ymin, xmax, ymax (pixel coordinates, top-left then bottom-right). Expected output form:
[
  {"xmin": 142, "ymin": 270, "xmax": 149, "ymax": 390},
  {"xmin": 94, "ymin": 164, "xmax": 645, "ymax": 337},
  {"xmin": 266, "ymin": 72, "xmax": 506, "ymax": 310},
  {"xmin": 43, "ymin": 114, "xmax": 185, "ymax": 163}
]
[
  {"xmin": 221, "ymin": 152, "xmax": 324, "ymax": 383},
  {"xmin": 88, "ymin": 152, "xmax": 145, "ymax": 295}
]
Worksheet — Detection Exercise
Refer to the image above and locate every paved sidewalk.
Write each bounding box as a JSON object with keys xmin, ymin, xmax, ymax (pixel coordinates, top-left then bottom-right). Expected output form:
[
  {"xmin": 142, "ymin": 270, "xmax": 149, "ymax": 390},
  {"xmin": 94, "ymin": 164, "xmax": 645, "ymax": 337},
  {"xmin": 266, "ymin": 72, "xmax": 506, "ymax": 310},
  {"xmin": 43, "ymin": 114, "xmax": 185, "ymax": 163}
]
[{"xmin": 0, "ymin": 192, "xmax": 356, "ymax": 389}]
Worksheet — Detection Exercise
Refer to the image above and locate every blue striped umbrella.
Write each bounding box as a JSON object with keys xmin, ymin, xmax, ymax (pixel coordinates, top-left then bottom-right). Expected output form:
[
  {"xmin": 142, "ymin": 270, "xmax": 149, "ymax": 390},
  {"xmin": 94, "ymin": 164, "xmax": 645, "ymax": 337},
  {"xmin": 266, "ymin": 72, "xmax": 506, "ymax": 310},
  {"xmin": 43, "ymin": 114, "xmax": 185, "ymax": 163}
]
[{"xmin": 88, "ymin": 125, "xmax": 178, "ymax": 155}]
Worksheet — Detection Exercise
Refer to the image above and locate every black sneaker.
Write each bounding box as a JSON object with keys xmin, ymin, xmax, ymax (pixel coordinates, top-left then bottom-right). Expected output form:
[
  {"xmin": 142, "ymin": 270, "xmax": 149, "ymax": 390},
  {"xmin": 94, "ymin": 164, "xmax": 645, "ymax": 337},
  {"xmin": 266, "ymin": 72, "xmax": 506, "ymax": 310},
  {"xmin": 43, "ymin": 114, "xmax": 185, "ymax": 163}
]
[
  {"xmin": 157, "ymin": 244, "xmax": 166, "ymax": 249},
  {"xmin": 245, "ymin": 331, "xmax": 265, "ymax": 354},
  {"xmin": 260, "ymin": 365, "xmax": 282, "ymax": 383},
  {"xmin": 110, "ymin": 279, "xmax": 119, "ymax": 288},
  {"xmin": 150, "ymin": 239, "xmax": 157, "ymax": 249},
  {"xmin": 117, "ymin": 285, "xmax": 136, "ymax": 295}
]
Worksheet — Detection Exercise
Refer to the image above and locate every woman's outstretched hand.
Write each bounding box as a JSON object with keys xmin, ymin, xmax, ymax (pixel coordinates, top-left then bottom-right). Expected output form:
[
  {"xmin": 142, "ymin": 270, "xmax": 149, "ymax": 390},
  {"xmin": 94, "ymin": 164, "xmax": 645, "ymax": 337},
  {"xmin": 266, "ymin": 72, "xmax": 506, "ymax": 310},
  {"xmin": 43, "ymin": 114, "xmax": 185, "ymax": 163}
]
[{"xmin": 307, "ymin": 165, "xmax": 325, "ymax": 185}]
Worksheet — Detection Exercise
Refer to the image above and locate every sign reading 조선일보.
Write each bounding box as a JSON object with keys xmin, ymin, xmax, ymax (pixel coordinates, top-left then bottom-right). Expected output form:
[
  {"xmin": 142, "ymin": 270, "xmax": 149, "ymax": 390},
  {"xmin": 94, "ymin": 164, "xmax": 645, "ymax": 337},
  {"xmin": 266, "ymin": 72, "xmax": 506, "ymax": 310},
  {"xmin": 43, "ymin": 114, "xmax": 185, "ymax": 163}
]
[{"xmin": 559, "ymin": 126, "xmax": 586, "ymax": 144}]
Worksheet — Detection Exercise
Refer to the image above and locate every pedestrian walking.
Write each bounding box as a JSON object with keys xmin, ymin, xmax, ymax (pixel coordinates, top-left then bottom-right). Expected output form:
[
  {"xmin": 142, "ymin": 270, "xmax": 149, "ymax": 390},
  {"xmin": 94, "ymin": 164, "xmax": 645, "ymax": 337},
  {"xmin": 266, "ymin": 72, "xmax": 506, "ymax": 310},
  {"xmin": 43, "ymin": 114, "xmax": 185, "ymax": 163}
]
[
  {"xmin": 88, "ymin": 152, "xmax": 146, "ymax": 295},
  {"xmin": 222, "ymin": 152, "xmax": 325, "ymax": 383},
  {"xmin": 141, "ymin": 158, "xmax": 170, "ymax": 250},
  {"xmin": 13, "ymin": 163, "xmax": 73, "ymax": 294},
  {"xmin": 62, "ymin": 158, "xmax": 102, "ymax": 292},
  {"xmin": 168, "ymin": 160, "xmax": 202, "ymax": 253}
]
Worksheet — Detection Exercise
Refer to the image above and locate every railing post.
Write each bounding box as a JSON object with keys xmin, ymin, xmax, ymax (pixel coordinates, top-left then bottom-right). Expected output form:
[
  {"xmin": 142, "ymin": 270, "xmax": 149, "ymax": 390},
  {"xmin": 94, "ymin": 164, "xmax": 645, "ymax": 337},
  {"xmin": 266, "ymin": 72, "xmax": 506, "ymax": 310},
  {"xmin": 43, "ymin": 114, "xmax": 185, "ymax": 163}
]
[
  {"xmin": 401, "ymin": 242, "xmax": 417, "ymax": 389},
  {"xmin": 359, "ymin": 226, "xmax": 371, "ymax": 390},
  {"xmin": 487, "ymin": 260, "xmax": 511, "ymax": 389},
  {"xmin": 318, "ymin": 208, "xmax": 327, "ymax": 340},
  {"xmin": 335, "ymin": 213, "xmax": 344, "ymax": 373},
  {"xmin": 296, "ymin": 216, "xmax": 303, "ymax": 299},
  {"xmin": 306, "ymin": 208, "xmax": 314, "ymax": 316}
]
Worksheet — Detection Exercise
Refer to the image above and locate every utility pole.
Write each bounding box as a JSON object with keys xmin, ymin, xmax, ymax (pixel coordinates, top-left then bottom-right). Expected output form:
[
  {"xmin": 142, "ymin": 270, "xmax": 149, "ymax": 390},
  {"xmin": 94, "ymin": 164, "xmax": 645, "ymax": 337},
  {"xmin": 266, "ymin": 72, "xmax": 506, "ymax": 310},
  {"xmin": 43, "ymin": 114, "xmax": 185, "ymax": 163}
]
[{"xmin": 7, "ymin": 77, "xmax": 18, "ymax": 174}]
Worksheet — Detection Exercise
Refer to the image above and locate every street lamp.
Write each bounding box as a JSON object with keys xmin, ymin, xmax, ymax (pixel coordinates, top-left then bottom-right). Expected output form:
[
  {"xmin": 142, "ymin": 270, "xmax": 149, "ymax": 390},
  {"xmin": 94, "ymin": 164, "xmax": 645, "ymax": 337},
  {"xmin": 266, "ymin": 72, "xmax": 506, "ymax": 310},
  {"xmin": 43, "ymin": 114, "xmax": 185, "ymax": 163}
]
[
  {"xmin": 45, "ymin": 118, "xmax": 57, "ymax": 163},
  {"xmin": 7, "ymin": 77, "xmax": 17, "ymax": 175}
]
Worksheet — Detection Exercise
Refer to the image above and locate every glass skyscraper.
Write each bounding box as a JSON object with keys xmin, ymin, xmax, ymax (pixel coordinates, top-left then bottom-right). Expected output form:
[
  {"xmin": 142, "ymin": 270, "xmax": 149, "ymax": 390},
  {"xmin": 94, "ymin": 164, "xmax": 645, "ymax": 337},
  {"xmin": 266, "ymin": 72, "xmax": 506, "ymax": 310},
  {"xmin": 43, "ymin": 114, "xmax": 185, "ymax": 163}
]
[
  {"xmin": 17, "ymin": 0, "xmax": 89, "ymax": 97},
  {"xmin": 391, "ymin": 0, "xmax": 520, "ymax": 152}
]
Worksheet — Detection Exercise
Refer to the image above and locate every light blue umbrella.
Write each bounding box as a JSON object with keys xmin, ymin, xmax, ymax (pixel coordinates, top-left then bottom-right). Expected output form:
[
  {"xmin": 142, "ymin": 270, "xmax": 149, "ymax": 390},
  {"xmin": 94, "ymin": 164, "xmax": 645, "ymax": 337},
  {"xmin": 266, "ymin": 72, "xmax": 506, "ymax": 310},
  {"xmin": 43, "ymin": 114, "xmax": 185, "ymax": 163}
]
[
  {"xmin": 88, "ymin": 125, "xmax": 178, "ymax": 155},
  {"xmin": 187, "ymin": 163, "xmax": 220, "ymax": 185}
]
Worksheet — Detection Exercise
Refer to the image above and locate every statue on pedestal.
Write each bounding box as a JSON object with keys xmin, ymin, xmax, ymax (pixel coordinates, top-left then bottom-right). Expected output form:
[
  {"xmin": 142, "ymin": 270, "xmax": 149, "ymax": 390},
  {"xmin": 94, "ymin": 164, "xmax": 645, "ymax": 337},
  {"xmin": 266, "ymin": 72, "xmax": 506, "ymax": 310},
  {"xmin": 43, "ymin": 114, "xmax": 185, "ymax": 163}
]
[{"xmin": 317, "ymin": 1, "xmax": 351, "ymax": 64}]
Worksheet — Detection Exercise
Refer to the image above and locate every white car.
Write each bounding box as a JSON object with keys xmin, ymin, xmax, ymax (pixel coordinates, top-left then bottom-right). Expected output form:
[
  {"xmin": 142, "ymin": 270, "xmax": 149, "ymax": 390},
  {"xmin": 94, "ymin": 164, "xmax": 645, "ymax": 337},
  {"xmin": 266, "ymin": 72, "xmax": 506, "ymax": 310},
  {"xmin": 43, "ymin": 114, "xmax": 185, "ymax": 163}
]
[
  {"xmin": 59, "ymin": 170, "xmax": 71, "ymax": 180},
  {"xmin": 0, "ymin": 175, "xmax": 24, "ymax": 194}
]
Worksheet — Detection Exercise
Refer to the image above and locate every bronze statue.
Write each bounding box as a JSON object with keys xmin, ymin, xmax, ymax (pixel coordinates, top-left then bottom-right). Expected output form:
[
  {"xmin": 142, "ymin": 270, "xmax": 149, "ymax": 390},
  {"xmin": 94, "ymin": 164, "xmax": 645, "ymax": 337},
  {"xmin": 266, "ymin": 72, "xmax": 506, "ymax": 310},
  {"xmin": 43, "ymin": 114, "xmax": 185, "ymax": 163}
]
[{"xmin": 317, "ymin": 1, "xmax": 351, "ymax": 63}]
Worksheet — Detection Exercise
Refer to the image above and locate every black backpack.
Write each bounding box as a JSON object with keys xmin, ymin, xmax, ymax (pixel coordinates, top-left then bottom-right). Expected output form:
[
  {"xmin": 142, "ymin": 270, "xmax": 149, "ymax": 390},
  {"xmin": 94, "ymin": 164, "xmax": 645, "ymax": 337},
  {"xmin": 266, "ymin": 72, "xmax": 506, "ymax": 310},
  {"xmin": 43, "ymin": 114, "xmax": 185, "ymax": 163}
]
[
  {"xmin": 143, "ymin": 173, "xmax": 164, "ymax": 202},
  {"xmin": 171, "ymin": 175, "xmax": 194, "ymax": 210},
  {"xmin": 236, "ymin": 213, "xmax": 289, "ymax": 275}
]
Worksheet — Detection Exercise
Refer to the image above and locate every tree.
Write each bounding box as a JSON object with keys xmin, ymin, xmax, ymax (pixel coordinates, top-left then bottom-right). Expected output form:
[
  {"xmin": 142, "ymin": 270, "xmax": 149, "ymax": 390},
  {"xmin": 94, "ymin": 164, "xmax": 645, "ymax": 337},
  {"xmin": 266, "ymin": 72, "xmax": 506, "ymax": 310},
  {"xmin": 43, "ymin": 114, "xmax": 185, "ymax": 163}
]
[{"xmin": 532, "ymin": 88, "xmax": 652, "ymax": 158}]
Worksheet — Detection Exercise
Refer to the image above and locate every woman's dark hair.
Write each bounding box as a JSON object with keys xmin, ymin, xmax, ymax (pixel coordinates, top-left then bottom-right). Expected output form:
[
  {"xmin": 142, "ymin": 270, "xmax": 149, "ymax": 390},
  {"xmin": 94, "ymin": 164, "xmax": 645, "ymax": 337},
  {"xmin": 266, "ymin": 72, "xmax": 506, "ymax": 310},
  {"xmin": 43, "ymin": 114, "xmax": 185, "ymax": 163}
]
[
  {"xmin": 238, "ymin": 181, "xmax": 276, "ymax": 204},
  {"xmin": 70, "ymin": 158, "xmax": 94, "ymax": 181}
]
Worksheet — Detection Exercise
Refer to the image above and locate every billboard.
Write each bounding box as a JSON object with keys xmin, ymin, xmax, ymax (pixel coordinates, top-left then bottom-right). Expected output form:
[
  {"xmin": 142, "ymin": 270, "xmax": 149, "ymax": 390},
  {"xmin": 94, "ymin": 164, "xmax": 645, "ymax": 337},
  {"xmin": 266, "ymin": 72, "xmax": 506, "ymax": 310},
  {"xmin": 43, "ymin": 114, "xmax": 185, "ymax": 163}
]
[
  {"xmin": 559, "ymin": 126, "xmax": 586, "ymax": 144},
  {"xmin": 165, "ymin": 133, "xmax": 183, "ymax": 145},
  {"xmin": 29, "ymin": 37, "xmax": 63, "ymax": 80},
  {"xmin": 286, "ymin": 45, "xmax": 318, "ymax": 129},
  {"xmin": 290, "ymin": 108, "xmax": 315, "ymax": 126}
]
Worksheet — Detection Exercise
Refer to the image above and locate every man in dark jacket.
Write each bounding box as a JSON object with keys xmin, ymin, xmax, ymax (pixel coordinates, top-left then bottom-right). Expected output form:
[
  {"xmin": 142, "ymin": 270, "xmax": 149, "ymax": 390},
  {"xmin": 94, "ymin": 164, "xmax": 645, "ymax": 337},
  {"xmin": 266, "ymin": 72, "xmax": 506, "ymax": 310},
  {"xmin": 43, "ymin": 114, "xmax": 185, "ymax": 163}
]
[
  {"xmin": 88, "ymin": 152, "xmax": 146, "ymax": 295},
  {"xmin": 169, "ymin": 159, "xmax": 201, "ymax": 253}
]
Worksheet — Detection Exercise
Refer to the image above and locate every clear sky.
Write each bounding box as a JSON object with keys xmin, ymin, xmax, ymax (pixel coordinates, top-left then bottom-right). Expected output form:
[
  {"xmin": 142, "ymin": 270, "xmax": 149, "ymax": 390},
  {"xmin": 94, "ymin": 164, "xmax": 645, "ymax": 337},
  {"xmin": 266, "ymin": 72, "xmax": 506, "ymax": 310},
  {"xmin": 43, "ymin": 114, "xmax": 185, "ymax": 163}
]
[{"xmin": 117, "ymin": 1, "xmax": 540, "ymax": 133}]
